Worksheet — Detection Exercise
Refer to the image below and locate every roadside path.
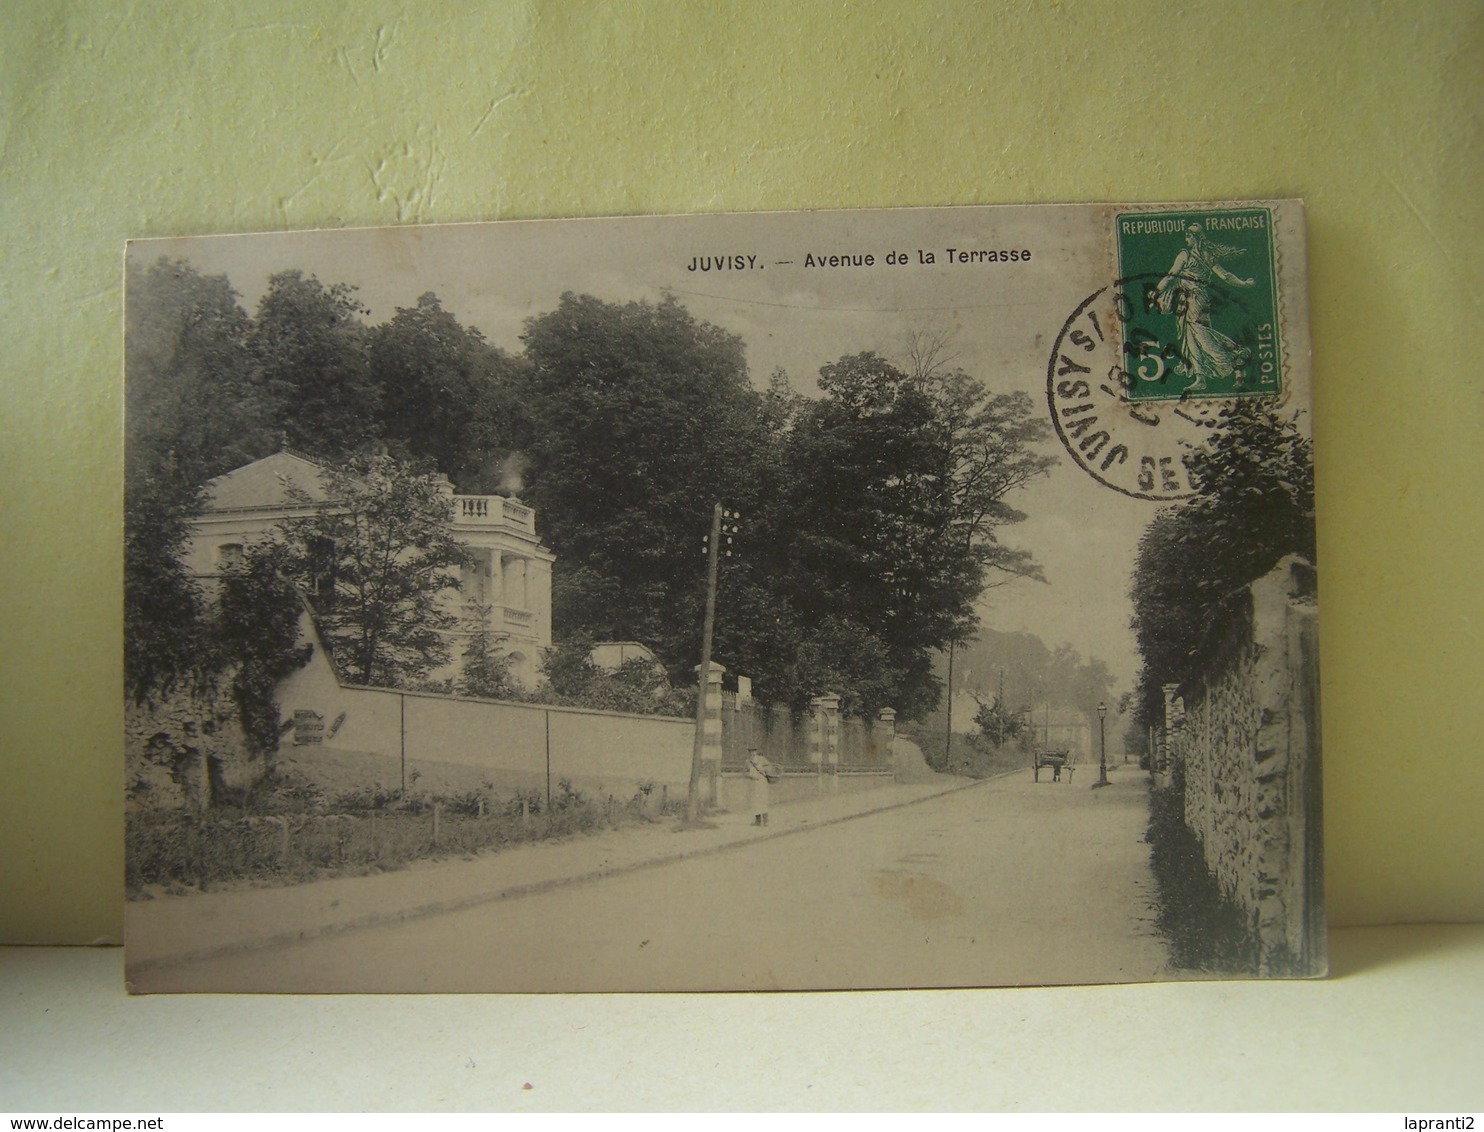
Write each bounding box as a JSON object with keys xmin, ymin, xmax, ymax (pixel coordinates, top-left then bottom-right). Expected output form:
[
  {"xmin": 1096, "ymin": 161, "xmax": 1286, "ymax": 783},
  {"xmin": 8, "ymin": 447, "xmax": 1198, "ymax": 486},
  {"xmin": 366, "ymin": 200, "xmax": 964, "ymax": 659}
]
[{"xmin": 126, "ymin": 772, "xmax": 986, "ymax": 979}]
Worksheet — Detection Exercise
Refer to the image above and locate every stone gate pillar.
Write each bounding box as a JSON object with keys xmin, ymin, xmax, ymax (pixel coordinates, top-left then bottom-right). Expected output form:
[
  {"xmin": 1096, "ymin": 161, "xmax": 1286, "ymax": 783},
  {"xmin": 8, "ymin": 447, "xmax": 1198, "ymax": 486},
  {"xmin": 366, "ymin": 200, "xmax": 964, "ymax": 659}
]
[
  {"xmin": 811, "ymin": 693, "xmax": 842, "ymax": 794},
  {"xmin": 1159, "ymin": 682, "xmax": 1184, "ymax": 787},
  {"xmin": 876, "ymin": 707, "xmax": 897, "ymax": 772},
  {"xmin": 696, "ymin": 662, "xmax": 727, "ymax": 806}
]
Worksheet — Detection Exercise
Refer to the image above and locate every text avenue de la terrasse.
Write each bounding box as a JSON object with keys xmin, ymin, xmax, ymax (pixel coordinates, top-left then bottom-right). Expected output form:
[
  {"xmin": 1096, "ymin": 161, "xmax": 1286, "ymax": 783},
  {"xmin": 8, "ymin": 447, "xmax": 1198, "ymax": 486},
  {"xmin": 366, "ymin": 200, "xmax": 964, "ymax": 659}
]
[{"xmin": 686, "ymin": 248, "xmax": 1033, "ymax": 272}]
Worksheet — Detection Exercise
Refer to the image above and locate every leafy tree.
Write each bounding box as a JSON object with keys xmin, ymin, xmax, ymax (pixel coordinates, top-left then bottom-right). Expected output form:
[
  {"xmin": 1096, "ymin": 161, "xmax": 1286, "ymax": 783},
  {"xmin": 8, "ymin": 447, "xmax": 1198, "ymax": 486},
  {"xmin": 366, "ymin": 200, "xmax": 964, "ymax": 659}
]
[
  {"xmin": 124, "ymin": 258, "xmax": 270, "ymax": 700},
  {"xmin": 458, "ymin": 619, "xmax": 521, "ymax": 700},
  {"xmin": 1184, "ymin": 399, "xmax": 1316, "ymax": 576},
  {"xmin": 537, "ymin": 635, "xmax": 607, "ymax": 701},
  {"xmin": 778, "ymin": 352, "xmax": 1054, "ymax": 717},
  {"xmin": 252, "ymin": 270, "xmax": 380, "ymax": 456},
  {"xmin": 971, "ymin": 695, "xmax": 1026, "ymax": 749},
  {"xmin": 277, "ymin": 454, "xmax": 471, "ymax": 686},
  {"xmin": 788, "ymin": 615, "xmax": 900, "ymax": 720},
  {"xmin": 1129, "ymin": 401, "xmax": 1316, "ymax": 726},
  {"xmin": 125, "ymin": 257, "xmax": 277, "ymax": 487},
  {"xmin": 368, "ymin": 292, "xmax": 527, "ymax": 493},
  {"xmin": 517, "ymin": 293, "xmax": 773, "ymax": 678},
  {"xmin": 514, "ymin": 303, "xmax": 1052, "ymax": 720},
  {"xmin": 123, "ymin": 467, "xmax": 210, "ymax": 702}
]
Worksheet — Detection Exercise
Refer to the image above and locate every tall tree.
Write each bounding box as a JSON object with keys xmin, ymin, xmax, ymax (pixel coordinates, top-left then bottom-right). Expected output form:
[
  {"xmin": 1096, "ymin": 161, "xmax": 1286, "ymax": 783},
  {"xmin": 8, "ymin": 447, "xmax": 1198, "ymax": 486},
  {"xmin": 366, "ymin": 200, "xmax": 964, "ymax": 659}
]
[
  {"xmin": 367, "ymin": 292, "xmax": 526, "ymax": 492},
  {"xmin": 778, "ymin": 353, "xmax": 1054, "ymax": 717},
  {"xmin": 517, "ymin": 293, "xmax": 772, "ymax": 678},
  {"xmin": 216, "ymin": 541, "xmax": 314, "ymax": 749},
  {"xmin": 277, "ymin": 455, "xmax": 471, "ymax": 686},
  {"xmin": 124, "ymin": 258, "xmax": 270, "ymax": 699},
  {"xmin": 972, "ymin": 694, "xmax": 1026, "ymax": 749},
  {"xmin": 252, "ymin": 270, "xmax": 380, "ymax": 457},
  {"xmin": 123, "ymin": 465, "xmax": 210, "ymax": 701},
  {"xmin": 126, "ymin": 257, "xmax": 276, "ymax": 487}
]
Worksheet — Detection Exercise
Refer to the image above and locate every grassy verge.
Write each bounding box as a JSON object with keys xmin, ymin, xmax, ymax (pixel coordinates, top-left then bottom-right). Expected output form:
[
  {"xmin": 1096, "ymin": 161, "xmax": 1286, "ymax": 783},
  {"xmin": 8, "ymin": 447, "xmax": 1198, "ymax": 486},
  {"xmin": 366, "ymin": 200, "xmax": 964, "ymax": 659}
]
[
  {"xmin": 126, "ymin": 776, "xmax": 671, "ymax": 896},
  {"xmin": 899, "ymin": 728, "xmax": 1029, "ymax": 778},
  {"xmin": 1145, "ymin": 780, "xmax": 1258, "ymax": 974}
]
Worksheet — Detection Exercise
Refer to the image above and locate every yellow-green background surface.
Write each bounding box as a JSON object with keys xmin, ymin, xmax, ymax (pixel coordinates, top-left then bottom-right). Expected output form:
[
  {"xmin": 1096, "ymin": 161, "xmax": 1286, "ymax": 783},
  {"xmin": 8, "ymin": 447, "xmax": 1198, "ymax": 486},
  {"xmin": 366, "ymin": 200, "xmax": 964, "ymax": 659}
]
[{"xmin": 2, "ymin": 1, "xmax": 1479, "ymax": 945}]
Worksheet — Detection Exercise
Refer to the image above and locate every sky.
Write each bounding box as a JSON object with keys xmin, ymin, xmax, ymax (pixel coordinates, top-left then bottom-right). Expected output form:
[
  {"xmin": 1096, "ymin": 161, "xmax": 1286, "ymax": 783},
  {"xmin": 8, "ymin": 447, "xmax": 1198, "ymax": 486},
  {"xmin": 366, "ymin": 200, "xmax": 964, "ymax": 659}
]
[{"xmin": 129, "ymin": 205, "xmax": 1192, "ymax": 693}]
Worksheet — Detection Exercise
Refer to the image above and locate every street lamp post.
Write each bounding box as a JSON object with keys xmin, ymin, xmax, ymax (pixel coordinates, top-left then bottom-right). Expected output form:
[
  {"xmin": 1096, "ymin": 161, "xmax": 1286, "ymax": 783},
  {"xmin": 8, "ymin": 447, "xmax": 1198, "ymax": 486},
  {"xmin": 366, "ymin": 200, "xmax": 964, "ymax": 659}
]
[{"xmin": 1096, "ymin": 700, "xmax": 1108, "ymax": 788}]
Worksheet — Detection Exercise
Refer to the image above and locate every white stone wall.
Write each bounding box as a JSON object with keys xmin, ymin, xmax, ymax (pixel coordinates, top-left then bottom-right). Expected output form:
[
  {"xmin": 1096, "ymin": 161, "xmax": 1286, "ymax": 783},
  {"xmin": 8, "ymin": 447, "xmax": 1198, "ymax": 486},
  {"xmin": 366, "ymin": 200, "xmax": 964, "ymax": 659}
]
[{"xmin": 273, "ymin": 612, "xmax": 696, "ymax": 803}]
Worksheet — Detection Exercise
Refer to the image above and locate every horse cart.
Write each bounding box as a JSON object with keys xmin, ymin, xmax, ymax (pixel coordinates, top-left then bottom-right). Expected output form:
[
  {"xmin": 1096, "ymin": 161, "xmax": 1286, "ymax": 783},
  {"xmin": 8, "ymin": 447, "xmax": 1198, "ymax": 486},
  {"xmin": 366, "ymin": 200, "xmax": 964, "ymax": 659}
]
[{"xmin": 1032, "ymin": 748, "xmax": 1074, "ymax": 783}]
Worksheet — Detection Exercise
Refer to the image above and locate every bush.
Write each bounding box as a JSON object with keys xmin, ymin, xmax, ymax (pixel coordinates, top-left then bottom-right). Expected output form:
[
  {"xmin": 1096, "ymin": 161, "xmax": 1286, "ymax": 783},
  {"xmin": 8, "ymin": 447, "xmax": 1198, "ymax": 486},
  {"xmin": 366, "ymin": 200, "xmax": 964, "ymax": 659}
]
[
  {"xmin": 125, "ymin": 777, "xmax": 654, "ymax": 894},
  {"xmin": 532, "ymin": 636, "xmax": 694, "ymax": 716}
]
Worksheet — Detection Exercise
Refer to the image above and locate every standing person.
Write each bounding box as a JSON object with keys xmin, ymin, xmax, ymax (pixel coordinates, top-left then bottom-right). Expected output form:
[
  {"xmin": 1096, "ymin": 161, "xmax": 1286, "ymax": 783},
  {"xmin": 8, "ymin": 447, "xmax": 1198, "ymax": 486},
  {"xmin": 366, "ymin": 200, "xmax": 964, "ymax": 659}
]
[{"xmin": 746, "ymin": 747, "xmax": 773, "ymax": 827}]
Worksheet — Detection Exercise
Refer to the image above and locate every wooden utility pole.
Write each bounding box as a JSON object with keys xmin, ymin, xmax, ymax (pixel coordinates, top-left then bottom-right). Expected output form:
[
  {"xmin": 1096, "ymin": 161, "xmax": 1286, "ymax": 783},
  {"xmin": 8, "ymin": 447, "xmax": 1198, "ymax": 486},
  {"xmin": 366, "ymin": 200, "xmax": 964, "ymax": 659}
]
[{"xmin": 687, "ymin": 503, "xmax": 723, "ymax": 822}]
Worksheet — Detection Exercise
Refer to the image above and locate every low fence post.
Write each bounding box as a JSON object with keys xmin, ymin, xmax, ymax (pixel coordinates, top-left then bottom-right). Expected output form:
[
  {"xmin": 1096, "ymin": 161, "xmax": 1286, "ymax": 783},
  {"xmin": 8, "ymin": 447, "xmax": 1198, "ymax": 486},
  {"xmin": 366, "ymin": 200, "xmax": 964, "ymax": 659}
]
[{"xmin": 432, "ymin": 801, "xmax": 442, "ymax": 849}]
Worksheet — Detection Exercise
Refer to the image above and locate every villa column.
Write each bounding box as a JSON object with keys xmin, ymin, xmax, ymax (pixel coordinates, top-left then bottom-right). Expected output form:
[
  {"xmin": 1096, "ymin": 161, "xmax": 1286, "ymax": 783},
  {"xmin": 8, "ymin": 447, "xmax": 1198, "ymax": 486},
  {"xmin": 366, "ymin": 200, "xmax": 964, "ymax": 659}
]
[
  {"xmin": 490, "ymin": 551, "xmax": 505, "ymax": 601},
  {"xmin": 505, "ymin": 556, "xmax": 528, "ymax": 610}
]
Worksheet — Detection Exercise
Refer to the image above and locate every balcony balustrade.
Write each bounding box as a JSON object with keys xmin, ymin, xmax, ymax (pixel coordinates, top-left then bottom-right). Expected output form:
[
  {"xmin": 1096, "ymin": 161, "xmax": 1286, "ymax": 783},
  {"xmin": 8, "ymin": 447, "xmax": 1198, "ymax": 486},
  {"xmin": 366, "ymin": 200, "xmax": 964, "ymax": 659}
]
[
  {"xmin": 453, "ymin": 495, "xmax": 535, "ymax": 533},
  {"xmin": 460, "ymin": 602, "xmax": 536, "ymax": 632}
]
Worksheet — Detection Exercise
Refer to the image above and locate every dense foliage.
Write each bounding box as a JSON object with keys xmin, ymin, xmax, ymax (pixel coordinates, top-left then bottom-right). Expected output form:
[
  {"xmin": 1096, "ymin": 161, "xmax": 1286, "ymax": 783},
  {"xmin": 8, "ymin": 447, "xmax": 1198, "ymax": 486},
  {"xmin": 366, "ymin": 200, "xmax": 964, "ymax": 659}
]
[
  {"xmin": 216, "ymin": 542, "xmax": 316, "ymax": 749},
  {"xmin": 534, "ymin": 636, "xmax": 695, "ymax": 716},
  {"xmin": 776, "ymin": 354, "xmax": 1055, "ymax": 716},
  {"xmin": 971, "ymin": 696, "xmax": 1027, "ymax": 750},
  {"xmin": 125, "ymin": 259, "xmax": 1058, "ymax": 724},
  {"xmin": 1128, "ymin": 401, "xmax": 1316, "ymax": 730},
  {"xmin": 124, "ymin": 260, "xmax": 312, "ymax": 720},
  {"xmin": 517, "ymin": 292, "xmax": 773, "ymax": 689},
  {"xmin": 368, "ymin": 292, "xmax": 527, "ymax": 492}
]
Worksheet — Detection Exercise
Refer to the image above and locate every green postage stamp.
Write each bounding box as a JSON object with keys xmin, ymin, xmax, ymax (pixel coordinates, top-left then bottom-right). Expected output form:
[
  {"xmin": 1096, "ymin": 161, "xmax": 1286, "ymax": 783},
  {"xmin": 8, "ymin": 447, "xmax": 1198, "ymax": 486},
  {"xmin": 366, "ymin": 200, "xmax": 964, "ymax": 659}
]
[{"xmin": 1114, "ymin": 207, "xmax": 1281, "ymax": 402}]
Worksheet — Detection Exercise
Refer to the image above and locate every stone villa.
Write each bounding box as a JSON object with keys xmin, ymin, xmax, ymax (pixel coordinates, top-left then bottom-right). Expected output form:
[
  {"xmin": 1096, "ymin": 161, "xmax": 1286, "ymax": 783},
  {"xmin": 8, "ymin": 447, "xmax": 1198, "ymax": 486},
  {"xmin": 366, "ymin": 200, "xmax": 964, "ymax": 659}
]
[{"xmin": 182, "ymin": 450, "xmax": 554, "ymax": 686}]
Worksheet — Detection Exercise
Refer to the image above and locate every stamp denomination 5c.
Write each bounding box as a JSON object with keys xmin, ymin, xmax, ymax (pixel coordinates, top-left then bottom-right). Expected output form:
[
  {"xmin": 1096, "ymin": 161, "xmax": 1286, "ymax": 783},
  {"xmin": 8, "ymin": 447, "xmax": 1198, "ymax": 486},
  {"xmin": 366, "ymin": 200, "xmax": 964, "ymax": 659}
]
[{"xmin": 1115, "ymin": 207, "xmax": 1281, "ymax": 402}]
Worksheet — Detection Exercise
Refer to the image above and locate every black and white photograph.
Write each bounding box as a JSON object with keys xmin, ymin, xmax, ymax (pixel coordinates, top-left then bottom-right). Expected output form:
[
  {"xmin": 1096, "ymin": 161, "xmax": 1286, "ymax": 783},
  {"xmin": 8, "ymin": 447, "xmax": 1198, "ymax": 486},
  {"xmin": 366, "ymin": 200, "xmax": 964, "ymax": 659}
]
[{"xmin": 122, "ymin": 202, "xmax": 1321, "ymax": 993}]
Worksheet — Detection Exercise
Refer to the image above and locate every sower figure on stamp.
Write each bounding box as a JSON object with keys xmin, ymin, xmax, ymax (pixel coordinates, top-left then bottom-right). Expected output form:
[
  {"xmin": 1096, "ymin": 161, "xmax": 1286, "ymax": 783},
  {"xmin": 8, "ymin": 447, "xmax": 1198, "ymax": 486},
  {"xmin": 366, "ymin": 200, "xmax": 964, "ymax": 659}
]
[
  {"xmin": 747, "ymin": 747, "xmax": 776, "ymax": 827},
  {"xmin": 1154, "ymin": 222, "xmax": 1256, "ymax": 392}
]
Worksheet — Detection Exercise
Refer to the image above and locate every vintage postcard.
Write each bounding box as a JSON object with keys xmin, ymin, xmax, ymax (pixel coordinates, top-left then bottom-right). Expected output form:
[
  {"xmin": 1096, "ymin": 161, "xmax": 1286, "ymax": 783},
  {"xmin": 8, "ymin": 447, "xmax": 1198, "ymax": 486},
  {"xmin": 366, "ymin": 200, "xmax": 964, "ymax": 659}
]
[{"xmin": 123, "ymin": 202, "xmax": 1321, "ymax": 992}]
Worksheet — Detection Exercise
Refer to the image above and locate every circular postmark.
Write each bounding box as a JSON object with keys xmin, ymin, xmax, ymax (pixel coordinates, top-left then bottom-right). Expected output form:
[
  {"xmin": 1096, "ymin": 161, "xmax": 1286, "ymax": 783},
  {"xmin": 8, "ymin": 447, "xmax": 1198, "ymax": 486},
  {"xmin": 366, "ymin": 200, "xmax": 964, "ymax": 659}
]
[{"xmin": 1046, "ymin": 273, "xmax": 1278, "ymax": 501}]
